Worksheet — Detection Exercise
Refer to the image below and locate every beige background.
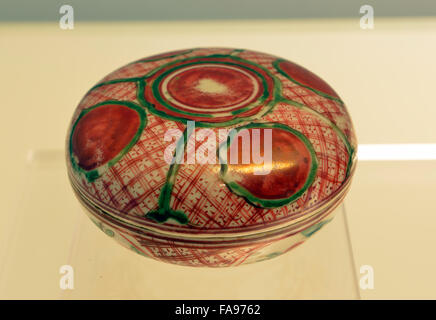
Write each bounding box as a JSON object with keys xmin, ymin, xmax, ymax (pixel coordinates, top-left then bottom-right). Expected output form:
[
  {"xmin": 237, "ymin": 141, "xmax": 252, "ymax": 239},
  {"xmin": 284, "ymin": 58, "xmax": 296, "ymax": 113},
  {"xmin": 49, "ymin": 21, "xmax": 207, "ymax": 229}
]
[{"xmin": 1, "ymin": 18, "xmax": 435, "ymax": 299}]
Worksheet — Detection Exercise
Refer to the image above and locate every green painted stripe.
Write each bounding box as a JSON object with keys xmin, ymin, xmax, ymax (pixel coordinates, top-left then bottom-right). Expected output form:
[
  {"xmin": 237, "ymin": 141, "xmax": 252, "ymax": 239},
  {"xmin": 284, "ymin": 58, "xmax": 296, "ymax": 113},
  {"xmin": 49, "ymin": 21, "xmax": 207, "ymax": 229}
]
[{"xmin": 145, "ymin": 127, "xmax": 191, "ymax": 225}]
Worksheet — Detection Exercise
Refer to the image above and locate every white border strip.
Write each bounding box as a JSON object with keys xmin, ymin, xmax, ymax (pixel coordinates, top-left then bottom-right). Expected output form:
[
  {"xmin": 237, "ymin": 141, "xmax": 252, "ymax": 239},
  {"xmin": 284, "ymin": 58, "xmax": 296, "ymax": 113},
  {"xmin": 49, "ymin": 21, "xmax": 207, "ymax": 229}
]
[{"xmin": 358, "ymin": 144, "xmax": 436, "ymax": 161}]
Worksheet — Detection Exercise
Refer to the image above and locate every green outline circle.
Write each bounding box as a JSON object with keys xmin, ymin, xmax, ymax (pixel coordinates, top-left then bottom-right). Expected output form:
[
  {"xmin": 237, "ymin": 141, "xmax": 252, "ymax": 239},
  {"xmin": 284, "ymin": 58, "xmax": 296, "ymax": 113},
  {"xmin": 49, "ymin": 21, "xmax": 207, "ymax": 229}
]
[
  {"xmin": 137, "ymin": 56, "xmax": 280, "ymax": 128},
  {"xmin": 69, "ymin": 100, "xmax": 147, "ymax": 182},
  {"xmin": 152, "ymin": 61, "xmax": 269, "ymax": 118},
  {"xmin": 218, "ymin": 122, "xmax": 318, "ymax": 208}
]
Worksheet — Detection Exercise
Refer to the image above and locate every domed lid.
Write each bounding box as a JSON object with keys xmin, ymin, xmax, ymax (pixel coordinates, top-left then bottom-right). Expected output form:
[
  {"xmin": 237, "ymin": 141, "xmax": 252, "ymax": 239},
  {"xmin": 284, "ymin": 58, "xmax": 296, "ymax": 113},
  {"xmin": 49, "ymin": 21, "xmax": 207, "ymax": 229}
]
[{"xmin": 67, "ymin": 48, "xmax": 357, "ymax": 238}]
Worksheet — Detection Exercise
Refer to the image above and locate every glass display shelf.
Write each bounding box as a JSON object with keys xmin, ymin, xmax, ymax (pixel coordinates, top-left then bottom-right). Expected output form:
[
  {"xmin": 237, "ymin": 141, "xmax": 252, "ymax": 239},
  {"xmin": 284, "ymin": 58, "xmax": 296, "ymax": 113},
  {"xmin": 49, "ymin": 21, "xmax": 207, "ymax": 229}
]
[{"xmin": 0, "ymin": 149, "xmax": 359, "ymax": 299}]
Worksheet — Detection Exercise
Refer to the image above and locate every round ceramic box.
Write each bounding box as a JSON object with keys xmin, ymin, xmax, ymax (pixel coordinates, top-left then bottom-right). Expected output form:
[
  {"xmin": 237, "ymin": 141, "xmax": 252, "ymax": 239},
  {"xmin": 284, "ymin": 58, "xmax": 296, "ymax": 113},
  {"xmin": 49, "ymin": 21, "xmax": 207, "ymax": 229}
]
[{"xmin": 66, "ymin": 48, "xmax": 357, "ymax": 267}]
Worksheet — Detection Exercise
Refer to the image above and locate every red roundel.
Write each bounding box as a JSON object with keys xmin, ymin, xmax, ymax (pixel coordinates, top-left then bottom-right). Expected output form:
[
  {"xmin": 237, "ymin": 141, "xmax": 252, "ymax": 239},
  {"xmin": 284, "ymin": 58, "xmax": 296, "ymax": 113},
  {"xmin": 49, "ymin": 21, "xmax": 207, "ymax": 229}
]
[
  {"xmin": 144, "ymin": 57, "xmax": 275, "ymax": 125},
  {"xmin": 166, "ymin": 65, "xmax": 261, "ymax": 112},
  {"xmin": 72, "ymin": 104, "xmax": 141, "ymax": 171},
  {"xmin": 221, "ymin": 124, "xmax": 317, "ymax": 207}
]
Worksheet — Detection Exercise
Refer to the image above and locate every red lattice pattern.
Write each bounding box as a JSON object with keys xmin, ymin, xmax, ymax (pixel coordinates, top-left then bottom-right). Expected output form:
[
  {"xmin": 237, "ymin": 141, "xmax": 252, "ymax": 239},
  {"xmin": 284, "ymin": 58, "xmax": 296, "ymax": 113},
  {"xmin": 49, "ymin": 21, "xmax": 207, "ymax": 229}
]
[
  {"xmin": 120, "ymin": 230, "xmax": 274, "ymax": 267},
  {"xmin": 98, "ymin": 48, "xmax": 236, "ymax": 84},
  {"xmin": 73, "ymin": 82, "xmax": 138, "ymax": 120},
  {"xmin": 169, "ymin": 103, "xmax": 348, "ymax": 231},
  {"xmin": 239, "ymin": 50, "xmax": 356, "ymax": 145},
  {"xmin": 99, "ymin": 59, "xmax": 174, "ymax": 83},
  {"xmin": 74, "ymin": 110, "xmax": 185, "ymax": 217}
]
